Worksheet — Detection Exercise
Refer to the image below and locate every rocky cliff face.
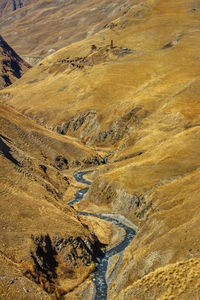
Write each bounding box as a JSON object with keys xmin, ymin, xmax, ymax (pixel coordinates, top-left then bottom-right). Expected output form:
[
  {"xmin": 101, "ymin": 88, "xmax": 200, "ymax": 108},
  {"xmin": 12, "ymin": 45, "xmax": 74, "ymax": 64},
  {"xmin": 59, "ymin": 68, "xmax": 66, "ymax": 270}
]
[{"xmin": 0, "ymin": 35, "xmax": 31, "ymax": 89}]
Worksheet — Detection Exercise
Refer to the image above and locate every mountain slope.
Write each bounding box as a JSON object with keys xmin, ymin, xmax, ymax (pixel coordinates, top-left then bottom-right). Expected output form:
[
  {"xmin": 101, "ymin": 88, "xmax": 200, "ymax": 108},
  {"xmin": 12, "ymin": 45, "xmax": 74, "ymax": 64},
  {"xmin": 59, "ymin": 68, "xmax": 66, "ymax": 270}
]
[
  {"xmin": 0, "ymin": 103, "xmax": 105, "ymax": 299},
  {"xmin": 0, "ymin": 0, "xmax": 200, "ymax": 299},
  {"xmin": 0, "ymin": 35, "xmax": 30, "ymax": 89},
  {"xmin": 0, "ymin": 0, "xmax": 134, "ymax": 63}
]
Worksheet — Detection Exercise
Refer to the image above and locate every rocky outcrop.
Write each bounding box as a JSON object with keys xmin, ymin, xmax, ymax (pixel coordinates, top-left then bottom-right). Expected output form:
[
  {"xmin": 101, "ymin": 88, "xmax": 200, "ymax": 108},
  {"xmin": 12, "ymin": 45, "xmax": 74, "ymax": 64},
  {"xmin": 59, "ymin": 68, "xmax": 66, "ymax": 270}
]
[
  {"xmin": 56, "ymin": 106, "xmax": 148, "ymax": 146},
  {"xmin": 25, "ymin": 233, "xmax": 105, "ymax": 297},
  {"xmin": 0, "ymin": 35, "xmax": 31, "ymax": 89}
]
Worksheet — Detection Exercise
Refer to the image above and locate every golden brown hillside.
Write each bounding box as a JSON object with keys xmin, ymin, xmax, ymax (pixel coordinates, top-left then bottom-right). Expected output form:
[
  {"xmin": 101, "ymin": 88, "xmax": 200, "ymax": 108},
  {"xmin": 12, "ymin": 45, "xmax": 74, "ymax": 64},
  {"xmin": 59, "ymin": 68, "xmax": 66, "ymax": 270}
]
[
  {"xmin": 0, "ymin": 35, "xmax": 30, "ymax": 89},
  {"xmin": 0, "ymin": 103, "xmax": 106, "ymax": 299},
  {"xmin": 0, "ymin": 0, "xmax": 200, "ymax": 299},
  {"xmin": 0, "ymin": 0, "xmax": 134, "ymax": 63}
]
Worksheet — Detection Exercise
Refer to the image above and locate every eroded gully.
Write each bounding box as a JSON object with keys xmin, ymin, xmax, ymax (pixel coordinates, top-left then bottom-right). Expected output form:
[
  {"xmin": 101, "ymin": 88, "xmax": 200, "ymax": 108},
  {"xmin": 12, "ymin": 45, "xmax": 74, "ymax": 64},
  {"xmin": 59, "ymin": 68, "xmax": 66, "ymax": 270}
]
[{"xmin": 67, "ymin": 154, "xmax": 137, "ymax": 300}]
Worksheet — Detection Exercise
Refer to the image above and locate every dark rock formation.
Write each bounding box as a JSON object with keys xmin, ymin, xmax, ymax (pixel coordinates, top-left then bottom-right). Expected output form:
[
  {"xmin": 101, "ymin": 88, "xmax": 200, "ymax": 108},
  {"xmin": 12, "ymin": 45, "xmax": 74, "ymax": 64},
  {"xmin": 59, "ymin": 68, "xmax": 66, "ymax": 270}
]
[{"xmin": 0, "ymin": 35, "xmax": 31, "ymax": 88}]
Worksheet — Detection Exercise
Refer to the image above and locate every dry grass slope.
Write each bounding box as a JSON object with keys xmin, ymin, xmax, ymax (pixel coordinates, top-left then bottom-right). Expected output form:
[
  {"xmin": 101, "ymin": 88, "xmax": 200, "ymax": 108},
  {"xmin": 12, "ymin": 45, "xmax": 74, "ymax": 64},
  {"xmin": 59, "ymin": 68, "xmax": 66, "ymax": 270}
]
[
  {"xmin": 0, "ymin": 0, "xmax": 135, "ymax": 62},
  {"xmin": 0, "ymin": 103, "xmax": 104, "ymax": 299},
  {"xmin": 0, "ymin": 0, "xmax": 199, "ymax": 299}
]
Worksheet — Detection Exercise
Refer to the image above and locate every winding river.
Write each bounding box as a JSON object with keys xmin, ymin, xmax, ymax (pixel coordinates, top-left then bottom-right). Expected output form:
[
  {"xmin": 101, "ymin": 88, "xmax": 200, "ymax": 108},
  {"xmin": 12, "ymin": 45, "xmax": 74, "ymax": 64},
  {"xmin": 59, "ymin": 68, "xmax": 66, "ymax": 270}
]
[{"xmin": 67, "ymin": 155, "xmax": 137, "ymax": 300}]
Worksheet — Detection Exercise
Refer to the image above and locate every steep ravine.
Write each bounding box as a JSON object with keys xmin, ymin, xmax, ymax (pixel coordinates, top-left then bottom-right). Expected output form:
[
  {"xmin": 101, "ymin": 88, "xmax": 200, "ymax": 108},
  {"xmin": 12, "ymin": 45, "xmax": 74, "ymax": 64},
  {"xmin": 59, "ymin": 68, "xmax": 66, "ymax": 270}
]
[{"xmin": 67, "ymin": 157, "xmax": 137, "ymax": 300}]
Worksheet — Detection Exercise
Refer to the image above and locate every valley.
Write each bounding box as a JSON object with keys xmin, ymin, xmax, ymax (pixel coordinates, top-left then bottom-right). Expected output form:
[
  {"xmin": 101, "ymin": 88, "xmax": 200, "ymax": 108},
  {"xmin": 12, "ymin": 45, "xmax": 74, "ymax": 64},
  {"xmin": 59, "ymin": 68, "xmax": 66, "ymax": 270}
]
[
  {"xmin": 68, "ymin": 168, "xmax": 137, "ymax": 300},
  {"xmin": 0, "ymin": 0, "xmax": 200, "ymax": 299}
]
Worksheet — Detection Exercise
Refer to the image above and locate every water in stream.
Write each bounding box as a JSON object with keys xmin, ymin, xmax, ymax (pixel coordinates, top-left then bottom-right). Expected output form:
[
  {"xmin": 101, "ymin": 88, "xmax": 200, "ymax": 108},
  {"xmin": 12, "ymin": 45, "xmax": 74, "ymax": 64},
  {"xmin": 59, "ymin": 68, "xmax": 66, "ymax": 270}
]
[{"xmin": 67, "ymin": 160, "xmax": 137, "ymax": 300}]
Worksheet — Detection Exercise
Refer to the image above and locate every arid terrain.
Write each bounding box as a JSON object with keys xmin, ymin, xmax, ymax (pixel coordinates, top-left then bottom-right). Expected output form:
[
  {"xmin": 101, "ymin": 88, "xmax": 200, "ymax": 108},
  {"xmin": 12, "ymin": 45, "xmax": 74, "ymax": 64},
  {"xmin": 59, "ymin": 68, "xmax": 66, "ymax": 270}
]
[
  {"xmin": 0, "ymin": 0, "xmax": 135, "ymax": 64},
  {"xmin": 0, "ymin": 101, "xmax": 108, "ymax": 299},
  {"xmin": 0, "ymin": 0, "xmax": 200, "ymax": 299},
  {"xmin": 0, "ymin": 34, "xmax": 30, "ymax": 88}
]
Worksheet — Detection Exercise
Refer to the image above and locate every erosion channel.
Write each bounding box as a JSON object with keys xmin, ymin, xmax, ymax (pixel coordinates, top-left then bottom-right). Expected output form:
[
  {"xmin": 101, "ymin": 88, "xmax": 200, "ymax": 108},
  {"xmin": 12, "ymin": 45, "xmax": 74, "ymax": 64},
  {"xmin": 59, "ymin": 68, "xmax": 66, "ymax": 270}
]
[{"xmin": 67, "ymin": 153, "xmax": 137, "ymax": 300}]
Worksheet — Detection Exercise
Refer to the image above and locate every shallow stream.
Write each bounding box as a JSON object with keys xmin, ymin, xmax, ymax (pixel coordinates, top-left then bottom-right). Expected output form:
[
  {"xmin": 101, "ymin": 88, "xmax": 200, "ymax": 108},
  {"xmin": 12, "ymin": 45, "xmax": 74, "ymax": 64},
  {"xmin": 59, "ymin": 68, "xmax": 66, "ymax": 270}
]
[{"xmin": 67, "ymin": 156, "xmax": 137, "ymax": 300}]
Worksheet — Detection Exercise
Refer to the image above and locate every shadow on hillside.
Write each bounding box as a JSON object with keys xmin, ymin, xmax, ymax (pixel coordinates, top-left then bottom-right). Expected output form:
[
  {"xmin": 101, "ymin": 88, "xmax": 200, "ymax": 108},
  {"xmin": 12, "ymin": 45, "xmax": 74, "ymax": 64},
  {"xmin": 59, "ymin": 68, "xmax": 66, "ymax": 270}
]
[
  {"xmin": 11, "ymin": 59, "xmax": 22, "ymax": 78},
  {"xmin": 0, "ymin": 135, "xmax": 20, "ymax": 166},
  {"xmin": 31, "ymin": 234, "xmax": 58, "ymax": 281},
  {"xmin": 1, "ymin": 74, "xmax": 12, "ymax": 86}
]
